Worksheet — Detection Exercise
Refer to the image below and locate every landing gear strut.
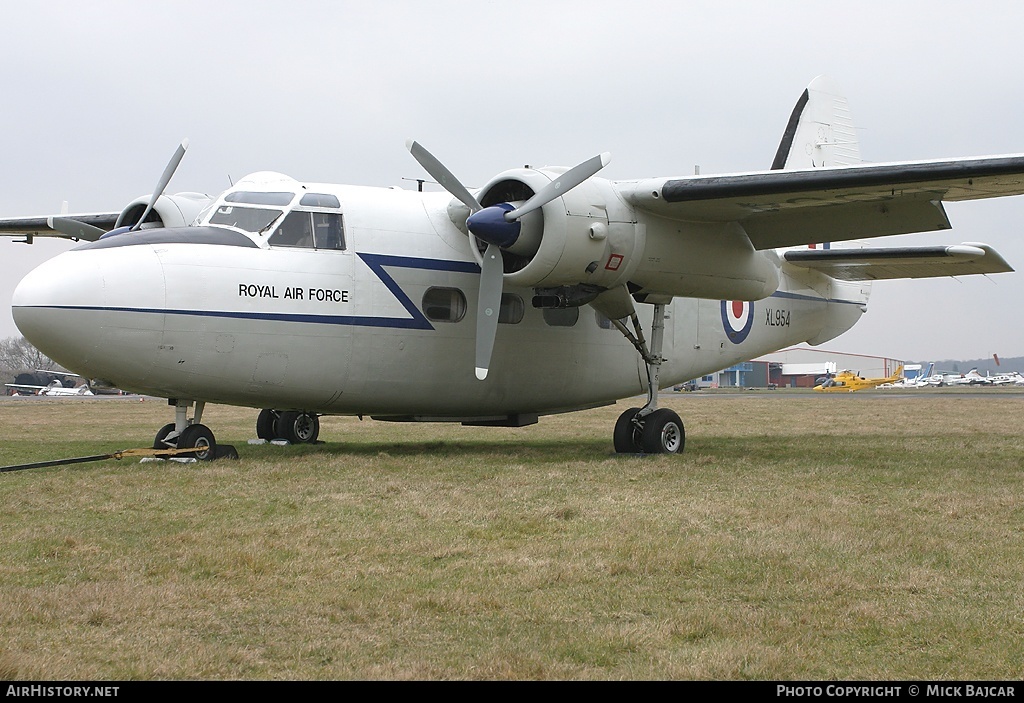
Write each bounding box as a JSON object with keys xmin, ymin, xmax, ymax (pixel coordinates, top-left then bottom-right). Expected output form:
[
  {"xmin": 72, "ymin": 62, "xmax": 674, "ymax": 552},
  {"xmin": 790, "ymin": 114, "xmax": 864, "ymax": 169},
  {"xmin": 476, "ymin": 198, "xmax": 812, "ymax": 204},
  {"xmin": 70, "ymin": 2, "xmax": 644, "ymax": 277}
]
[
  {"xmin": 153, "ymin": 399, "xmax": 219, "ymax": 460},
  {"xmin": 256, "ymin": 409, "xmax": 320, "ymax": 444},
  {"xmin": 610, "ymin": 302, "xmax": 685, "ymax": 454}
]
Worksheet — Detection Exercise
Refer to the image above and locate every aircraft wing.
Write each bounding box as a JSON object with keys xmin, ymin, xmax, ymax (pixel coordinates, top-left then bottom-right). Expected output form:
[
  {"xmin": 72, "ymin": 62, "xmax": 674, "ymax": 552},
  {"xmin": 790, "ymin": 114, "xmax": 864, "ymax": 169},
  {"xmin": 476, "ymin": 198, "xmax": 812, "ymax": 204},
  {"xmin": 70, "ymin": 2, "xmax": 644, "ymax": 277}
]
[
  {"xmin": 783, "ymin": 243, "xmax": 1013, "ymax": 281},
  {"xmin": 0, "ymin": 213, "xmax": 118, "ymax": 242},
  {"xmin": 621, "ymin": 155, "xmax": 1024, "ymax": 249}
]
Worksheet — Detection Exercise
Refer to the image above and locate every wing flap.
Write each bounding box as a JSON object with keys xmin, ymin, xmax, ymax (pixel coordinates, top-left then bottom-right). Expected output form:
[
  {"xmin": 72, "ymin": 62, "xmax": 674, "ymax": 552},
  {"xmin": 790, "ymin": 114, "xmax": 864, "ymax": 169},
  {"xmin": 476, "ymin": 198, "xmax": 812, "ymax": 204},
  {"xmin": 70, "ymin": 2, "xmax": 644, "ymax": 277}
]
[{"xmin": 783, "ymin": 243, "xmax": 1013, "ymax": 281}]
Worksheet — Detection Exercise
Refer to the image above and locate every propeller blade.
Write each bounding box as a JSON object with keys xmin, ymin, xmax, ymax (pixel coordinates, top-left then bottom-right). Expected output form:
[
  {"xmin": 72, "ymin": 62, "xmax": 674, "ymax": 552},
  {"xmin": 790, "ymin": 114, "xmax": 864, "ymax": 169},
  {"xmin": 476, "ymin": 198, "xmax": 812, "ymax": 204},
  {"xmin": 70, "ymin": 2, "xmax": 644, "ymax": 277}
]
[
  {"xmin": 131, "ymin": 138, "xmax": 189, "ymax": 232},
  {"xmin": 47, "ymin": 217, "xmax": 106, "ymax": 242},
  {"xmin": 474, "ymin": 243, "xmax": 504, "ymax": 381},
  {"xmin": 406, "ymin": 140, "xmax": 483, "ymax": 212},
  {"xmin": 506, "ymin": 152, "xmax": 610, "ymax": 221}
]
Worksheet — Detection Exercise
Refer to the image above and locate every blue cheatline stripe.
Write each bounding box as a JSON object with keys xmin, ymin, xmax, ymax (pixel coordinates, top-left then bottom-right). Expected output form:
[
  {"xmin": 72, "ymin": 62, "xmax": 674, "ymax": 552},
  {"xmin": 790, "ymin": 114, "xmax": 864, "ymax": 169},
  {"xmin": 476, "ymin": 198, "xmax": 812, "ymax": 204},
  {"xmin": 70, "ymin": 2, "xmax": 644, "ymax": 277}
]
[
  {"xmin": 27, "ymin": 305, "xmax": 435, "ymax": 329},
  {"xmin": 356, "ymin": 252, "xmax": 480, "ymax": 330},
  {"xmin": 21, "ymin": 253, "xmax": 483, "ymax": 331}
]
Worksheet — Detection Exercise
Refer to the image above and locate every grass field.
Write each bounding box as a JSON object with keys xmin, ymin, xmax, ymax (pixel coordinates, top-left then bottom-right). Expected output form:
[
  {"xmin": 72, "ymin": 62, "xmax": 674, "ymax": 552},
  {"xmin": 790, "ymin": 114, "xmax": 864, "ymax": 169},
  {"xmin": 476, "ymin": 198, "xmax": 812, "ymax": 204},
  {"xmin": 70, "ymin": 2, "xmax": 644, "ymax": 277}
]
[{"xmin": 0, "ymin": 391, "xmax": 1021, "ymax": 680}]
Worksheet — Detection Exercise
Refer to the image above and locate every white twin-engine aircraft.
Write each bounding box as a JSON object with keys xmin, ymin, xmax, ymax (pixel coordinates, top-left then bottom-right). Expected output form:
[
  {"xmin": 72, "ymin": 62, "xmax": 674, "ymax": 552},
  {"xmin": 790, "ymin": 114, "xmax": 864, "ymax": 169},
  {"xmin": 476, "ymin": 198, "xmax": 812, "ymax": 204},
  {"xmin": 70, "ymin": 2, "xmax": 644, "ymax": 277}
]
[{"xmin": 4, "ymin": 76, "xmax": 1023, "ymax": 457}]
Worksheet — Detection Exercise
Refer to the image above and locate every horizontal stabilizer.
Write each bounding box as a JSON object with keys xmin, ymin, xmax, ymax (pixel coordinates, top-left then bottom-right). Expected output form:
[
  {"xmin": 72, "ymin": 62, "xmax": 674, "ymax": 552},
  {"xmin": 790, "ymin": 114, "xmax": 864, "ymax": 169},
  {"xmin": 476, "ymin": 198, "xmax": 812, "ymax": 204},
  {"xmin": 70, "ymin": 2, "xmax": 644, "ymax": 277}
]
[{"xmin": 783, "ymin": 243, "xmax": 1013, "ymax": 281}]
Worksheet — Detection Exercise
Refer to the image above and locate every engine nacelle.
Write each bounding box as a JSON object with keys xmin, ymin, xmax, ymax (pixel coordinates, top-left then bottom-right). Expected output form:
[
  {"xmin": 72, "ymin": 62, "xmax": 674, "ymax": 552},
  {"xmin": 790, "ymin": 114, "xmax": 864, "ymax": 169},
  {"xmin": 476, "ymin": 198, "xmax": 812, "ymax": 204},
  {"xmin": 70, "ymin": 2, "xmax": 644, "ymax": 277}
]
[
  {"xmin": 474, "ymin": 167, "xmax": 643, "ymax": 292},
  {"xmin": 629, "ymin": 217, "xmax": 781, "ymax": 301},
  {"xmin": 114, "ymin": 192, "xmax": 213, "ymax": 230},
  {"xmin": 471, "ymin": 167, "xmax": 778, "ymax": 304}
]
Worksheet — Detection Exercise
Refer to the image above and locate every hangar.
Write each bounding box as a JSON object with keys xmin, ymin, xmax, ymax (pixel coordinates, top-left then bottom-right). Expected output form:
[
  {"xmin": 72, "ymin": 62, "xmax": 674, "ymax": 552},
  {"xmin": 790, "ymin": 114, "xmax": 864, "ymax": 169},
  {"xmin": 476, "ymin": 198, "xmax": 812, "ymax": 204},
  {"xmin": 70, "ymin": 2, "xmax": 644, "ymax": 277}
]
[{"xmin": 701, "ymin": 346, "xmax": 903, "ymax": 389}]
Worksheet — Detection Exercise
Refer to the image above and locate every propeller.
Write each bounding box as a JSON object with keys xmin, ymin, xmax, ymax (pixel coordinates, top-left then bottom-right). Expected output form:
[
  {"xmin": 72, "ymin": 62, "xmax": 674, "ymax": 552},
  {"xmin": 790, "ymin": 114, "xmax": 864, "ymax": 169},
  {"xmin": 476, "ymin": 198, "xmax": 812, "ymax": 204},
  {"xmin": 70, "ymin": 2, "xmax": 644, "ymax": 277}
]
[
  {"xmin": 130, "ymin": 138, "xmax": 189, "ymax": 232},
  {"xmin": 406, "ymin": 141, "xmax": 610, "ymax": 380}
]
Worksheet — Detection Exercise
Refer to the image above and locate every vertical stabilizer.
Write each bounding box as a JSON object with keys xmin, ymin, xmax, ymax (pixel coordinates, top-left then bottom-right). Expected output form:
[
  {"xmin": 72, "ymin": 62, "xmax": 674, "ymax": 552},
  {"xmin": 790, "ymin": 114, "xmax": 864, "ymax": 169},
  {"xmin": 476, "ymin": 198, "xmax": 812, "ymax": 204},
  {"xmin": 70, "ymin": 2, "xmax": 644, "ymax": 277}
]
[{"xmin": 771, "ymin": 75, "xmax": 861, "ymax": 170}]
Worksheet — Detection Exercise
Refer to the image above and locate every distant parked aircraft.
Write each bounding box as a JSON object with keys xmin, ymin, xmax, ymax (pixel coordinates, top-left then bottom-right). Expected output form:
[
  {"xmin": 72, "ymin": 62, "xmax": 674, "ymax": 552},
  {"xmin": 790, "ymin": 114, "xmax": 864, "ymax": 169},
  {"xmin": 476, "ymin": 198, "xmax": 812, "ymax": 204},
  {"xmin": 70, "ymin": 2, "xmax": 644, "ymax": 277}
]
[
  {"xmin": 946, "ymin": 368, "xmax": 993, "ymax": 386},
  {"xmin": 6, "ymin": 379, "xmax": 93, "ymax": 396}
]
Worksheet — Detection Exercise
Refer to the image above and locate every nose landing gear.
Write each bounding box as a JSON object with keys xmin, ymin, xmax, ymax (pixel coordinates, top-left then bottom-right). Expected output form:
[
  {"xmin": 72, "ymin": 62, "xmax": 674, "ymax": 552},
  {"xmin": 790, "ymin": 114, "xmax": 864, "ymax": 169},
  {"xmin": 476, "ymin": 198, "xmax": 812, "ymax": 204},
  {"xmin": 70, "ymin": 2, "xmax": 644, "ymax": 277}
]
[{"xmin": 153, "ymin": 399, "xmax": 236, "ymax": 461}]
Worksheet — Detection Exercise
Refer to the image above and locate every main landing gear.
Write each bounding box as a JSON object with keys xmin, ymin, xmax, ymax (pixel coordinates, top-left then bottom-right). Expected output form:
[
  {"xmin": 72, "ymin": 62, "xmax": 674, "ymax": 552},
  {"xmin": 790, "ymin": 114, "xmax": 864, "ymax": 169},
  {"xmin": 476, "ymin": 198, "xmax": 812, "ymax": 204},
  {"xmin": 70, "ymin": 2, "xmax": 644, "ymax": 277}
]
[
  {"xmin": 255, "ymin": 409, "xmax": 320, "ymax": 444},
  {"xmin": 153, "ymin": 399, "xmax": 223, "ymax": 460},
  {"xmin": 609, "ymin": 302, "xmax": 685, "ymax": 454}
]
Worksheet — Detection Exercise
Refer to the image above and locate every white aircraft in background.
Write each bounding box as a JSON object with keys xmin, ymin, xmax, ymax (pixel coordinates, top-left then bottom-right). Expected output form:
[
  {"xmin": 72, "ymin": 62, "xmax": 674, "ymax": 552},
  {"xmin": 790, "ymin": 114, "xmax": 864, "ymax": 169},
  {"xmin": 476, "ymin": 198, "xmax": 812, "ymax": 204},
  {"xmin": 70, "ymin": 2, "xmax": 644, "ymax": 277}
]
[
  {"xmin": 3, "ymin": 76, "xmax": 1023, "ymax": 456},
  {"xmin": 6, "ymin": 379, "xmax": 93, "ymax": 396},
  {"xmin": 893, "ymin": 362, "xmax": 945, "ymax": 388},
  {"xmin": 990, "ymin": 371, "xmax": 1024, "ymax": 385},
  {"xmin": 947, "ymin": 368, "xmax": 994, "ymax": 386}
]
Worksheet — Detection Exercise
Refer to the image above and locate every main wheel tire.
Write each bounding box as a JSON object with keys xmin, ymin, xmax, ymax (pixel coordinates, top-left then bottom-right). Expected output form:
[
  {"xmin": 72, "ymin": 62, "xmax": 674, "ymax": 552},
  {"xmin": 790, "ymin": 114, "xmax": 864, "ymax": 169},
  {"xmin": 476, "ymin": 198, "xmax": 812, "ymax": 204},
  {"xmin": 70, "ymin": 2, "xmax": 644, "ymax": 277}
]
[
  {"xmin": 256, "ymin": 409, "xmax": 277, "ymax": 440},
  {"xmin": 276, "ymin": 411, "xmax": 320, "ymax": 444},
  {"xmin": 153, "ymin": 423, "xmax": 177, "ymax": 449},
  {"xmin": 639, "ymin": 408, "xmax": 685, "ymax": 454},
  {"xmin": 613, "ymin": 407, "xmax": 644, "ymax": 453},
  {"xmin": 177, "ymin": 423, "xmax": 217, "ymax": 461}
]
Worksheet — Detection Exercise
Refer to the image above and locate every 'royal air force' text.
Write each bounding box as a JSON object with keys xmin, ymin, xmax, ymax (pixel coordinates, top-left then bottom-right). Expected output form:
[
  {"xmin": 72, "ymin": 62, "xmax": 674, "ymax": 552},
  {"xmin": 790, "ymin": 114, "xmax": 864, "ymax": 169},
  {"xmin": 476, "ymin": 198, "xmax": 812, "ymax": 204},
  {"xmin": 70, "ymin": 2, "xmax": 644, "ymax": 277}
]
[{"xmin": 238, "ymin": 284, "xmax": 349, "ymax": 303}]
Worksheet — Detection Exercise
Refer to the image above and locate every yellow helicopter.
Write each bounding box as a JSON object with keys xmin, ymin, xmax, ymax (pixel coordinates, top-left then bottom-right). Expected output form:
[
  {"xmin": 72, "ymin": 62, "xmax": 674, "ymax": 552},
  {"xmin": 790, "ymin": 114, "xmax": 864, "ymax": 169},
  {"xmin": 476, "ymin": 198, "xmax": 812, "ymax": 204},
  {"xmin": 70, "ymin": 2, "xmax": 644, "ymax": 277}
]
[{"xmin": 813, "ymin": 366, "xmax": 903, "ymax": 392}]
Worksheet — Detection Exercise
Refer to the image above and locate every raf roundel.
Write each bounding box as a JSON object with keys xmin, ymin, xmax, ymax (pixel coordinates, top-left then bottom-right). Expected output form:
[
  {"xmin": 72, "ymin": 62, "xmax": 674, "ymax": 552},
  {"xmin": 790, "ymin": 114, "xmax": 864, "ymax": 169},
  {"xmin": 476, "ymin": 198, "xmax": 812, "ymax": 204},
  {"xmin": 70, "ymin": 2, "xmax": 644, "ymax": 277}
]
[{"xmin": 721, "ymin": 300, "xmax": 754, "ymax": 344}]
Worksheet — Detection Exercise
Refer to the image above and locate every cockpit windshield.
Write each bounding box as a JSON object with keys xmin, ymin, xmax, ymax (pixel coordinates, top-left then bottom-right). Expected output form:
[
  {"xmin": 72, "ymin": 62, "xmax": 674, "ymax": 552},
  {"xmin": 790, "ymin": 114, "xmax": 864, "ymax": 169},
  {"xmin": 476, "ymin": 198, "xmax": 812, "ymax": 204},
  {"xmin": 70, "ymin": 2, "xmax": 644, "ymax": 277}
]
[
  {"xmin": 202, "ymin": 186, "xmax": 345, "ymax": 249},
  {"xmin": 208, "ymin": 205, "xmax": 283, "ymax": 233}
]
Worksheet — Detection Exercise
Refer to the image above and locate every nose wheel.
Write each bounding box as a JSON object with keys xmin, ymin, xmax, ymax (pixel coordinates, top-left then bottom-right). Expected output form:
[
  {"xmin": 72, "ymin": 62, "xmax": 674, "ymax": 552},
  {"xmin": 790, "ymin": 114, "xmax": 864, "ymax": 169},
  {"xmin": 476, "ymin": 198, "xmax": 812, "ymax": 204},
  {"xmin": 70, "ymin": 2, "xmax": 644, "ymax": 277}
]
[
  {"xmin": 152, "ymin": 399, "xmax": 233, "ymax": 461},
  {"xmin": 176, "ymin": 424, "xmax": 217, "ymax": 460}
]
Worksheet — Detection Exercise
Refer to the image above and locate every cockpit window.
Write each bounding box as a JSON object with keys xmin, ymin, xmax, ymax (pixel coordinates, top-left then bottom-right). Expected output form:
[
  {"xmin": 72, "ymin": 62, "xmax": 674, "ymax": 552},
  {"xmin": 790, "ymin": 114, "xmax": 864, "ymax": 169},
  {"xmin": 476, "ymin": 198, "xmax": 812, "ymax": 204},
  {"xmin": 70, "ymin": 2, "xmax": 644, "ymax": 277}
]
[
  {"xmin": 269, "ymin": 211, "xmax": 314, "ymax": 248},
  {"xmin": 300, "ymin": 193, "xmax": 341, "ymax": 208},
  {"xmin": 268, "ymin": 211, "xmax": 345, "ymax": 250},
  {"xmin": 209, "ymin": 205, "xmax": 283, "ymax": 233},
  {"xmin": 313, "ymin": 213, "xmax": 345, "ymax": 249},
  {"xmin": 224, "ymin": 191, "xmax": 295, "ymax": 206}
]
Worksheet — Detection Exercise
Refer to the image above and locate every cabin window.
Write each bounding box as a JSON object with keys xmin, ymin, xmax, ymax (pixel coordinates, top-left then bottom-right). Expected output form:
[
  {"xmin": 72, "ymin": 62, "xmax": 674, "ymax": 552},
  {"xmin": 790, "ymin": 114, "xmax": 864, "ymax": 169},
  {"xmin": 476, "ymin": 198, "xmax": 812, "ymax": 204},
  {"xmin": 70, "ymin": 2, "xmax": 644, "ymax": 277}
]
[
  {"xmin": 542, "ymin": 307, "xmax": 579, "ymax": 327},
  {"xmin": 423, "ymin": 287, "xmax": 467, "ymax": 323},
  {"xmin": 269, "ymin": 212, "xmax": 345, "ymax": 250},
  {"xmin": 498, "ymin": 294, "xmax": 525, "ymax": 324},
  {"xmin": 209, "ymin": 205, "xmax": 283, "ymax": 233}
]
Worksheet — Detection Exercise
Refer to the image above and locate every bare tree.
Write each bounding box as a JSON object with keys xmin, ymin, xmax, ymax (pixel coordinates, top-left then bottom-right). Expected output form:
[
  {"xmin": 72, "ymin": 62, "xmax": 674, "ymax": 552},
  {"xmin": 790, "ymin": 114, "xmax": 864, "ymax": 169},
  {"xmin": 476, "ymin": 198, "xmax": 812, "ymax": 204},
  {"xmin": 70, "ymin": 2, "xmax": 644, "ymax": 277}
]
[{"xmin": 0, "ymin": 336, "xmax": 59, "ymax": 382}]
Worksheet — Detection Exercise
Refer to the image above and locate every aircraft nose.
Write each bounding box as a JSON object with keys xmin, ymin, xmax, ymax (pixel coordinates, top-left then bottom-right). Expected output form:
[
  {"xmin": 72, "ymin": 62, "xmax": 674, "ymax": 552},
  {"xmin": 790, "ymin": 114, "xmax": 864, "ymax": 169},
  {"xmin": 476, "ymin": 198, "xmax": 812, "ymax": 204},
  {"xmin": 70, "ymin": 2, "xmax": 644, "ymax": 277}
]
[{"xmin": 12, "ymin": 244, "xmax": 167, "ymax": 375}]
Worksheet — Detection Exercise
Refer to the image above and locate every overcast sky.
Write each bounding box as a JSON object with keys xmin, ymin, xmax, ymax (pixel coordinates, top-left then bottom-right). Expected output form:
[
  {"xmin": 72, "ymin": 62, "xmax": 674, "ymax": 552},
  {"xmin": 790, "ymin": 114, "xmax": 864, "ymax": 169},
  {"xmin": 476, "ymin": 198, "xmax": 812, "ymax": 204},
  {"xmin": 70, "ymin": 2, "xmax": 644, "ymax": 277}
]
[{"xmin": 3, "ymin": 1, "xmax": 1023, "ymax": 361}]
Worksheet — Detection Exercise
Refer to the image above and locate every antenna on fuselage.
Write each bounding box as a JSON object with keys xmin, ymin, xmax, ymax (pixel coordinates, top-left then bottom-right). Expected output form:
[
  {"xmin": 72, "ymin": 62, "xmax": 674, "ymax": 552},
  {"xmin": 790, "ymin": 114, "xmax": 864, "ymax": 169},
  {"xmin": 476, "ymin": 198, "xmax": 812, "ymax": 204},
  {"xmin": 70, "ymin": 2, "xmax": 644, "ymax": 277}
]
[{"xmin": 401, "ymin": 177, "xmax": 437, "ymax": 192}]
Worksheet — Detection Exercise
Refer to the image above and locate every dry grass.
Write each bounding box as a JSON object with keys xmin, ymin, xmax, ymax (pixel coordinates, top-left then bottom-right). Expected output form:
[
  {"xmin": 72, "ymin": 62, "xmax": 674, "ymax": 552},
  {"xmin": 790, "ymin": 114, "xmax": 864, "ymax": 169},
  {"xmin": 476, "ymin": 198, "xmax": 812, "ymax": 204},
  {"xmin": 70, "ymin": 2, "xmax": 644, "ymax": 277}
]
[{"xmin": 0, "ymin": 390, "xmax": 1022, "ymax": 680}]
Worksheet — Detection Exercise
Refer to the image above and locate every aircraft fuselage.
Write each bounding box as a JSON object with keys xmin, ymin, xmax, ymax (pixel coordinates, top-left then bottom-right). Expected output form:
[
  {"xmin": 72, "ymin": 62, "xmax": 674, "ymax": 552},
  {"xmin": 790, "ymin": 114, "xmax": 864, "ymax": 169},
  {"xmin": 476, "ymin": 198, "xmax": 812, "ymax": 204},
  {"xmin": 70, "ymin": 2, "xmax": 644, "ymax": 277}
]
[{"xmin": 12, "ymin": 175, "xmax": 864, "ymax": 422}]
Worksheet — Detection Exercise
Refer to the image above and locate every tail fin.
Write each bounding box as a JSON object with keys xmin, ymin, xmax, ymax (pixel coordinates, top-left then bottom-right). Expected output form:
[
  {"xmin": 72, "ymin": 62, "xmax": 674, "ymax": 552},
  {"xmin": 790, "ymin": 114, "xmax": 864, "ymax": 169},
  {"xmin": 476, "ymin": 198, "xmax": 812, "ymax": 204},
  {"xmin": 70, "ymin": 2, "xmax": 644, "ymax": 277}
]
[
  {"xmin": 889, "ymin": 365, "xmax": 904, "ymax": 382},
  {"xmin": 773, "ymin": 76, "xmax": 861, "ymax": 254},
  {"xmin": 771, "ymin": 75, "xmax": 862, "ymax": 170}
]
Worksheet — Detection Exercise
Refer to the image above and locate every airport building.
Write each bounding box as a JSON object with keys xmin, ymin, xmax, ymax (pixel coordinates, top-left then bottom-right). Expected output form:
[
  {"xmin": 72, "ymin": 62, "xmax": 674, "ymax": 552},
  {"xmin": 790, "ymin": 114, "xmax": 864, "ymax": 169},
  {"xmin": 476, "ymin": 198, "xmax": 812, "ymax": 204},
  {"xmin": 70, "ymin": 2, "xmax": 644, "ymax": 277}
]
[{"xmin": 698, "ymin": 346, "xmax": 903, "ymax": 389}]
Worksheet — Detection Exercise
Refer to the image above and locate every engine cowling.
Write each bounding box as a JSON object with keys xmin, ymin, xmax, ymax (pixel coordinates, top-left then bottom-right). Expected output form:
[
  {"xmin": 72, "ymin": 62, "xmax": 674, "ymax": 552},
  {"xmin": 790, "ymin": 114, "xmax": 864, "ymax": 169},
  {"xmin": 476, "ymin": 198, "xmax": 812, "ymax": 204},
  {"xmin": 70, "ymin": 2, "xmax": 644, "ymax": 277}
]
[
  {"xmin": 114, "ymin": 192, "xmax": 213, "ymax": 230},
  {"xmin": 473, "ymin": 167, "xmax": 642, "ymax": 293}
]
